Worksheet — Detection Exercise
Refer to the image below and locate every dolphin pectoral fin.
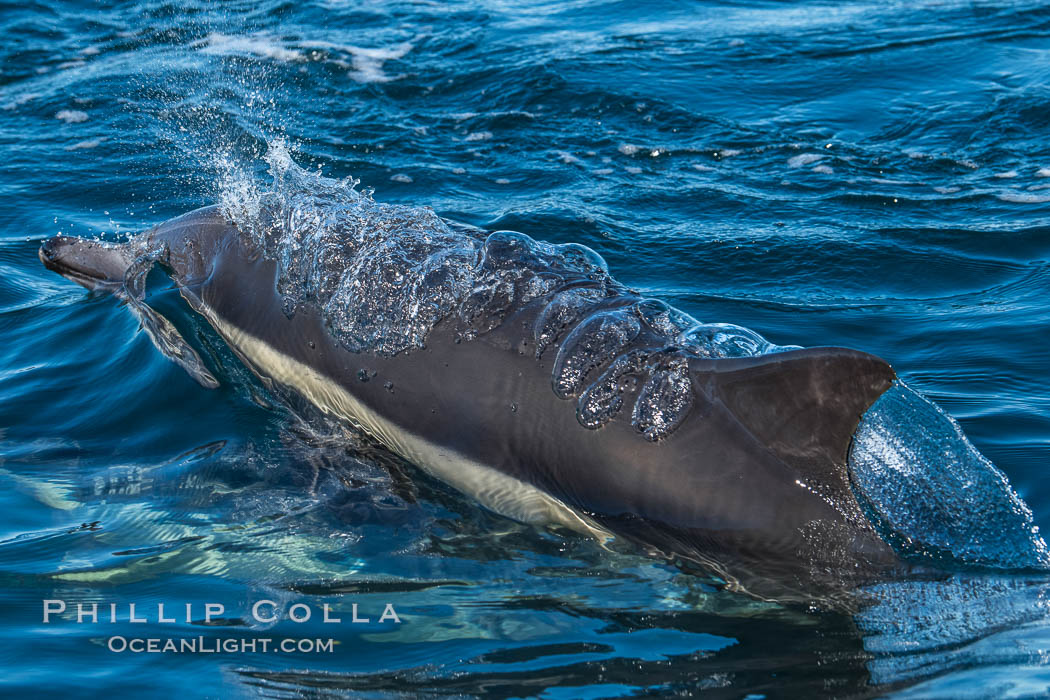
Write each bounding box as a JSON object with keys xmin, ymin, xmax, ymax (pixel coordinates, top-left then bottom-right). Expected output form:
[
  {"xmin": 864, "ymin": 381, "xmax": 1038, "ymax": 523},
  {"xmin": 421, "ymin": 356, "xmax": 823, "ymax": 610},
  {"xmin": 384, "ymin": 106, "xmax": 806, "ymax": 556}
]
[
  {"xmin": 40, "ymin": 234, "xmax": 219, "ymax": 389},
  {"xmin": 696, "ymin": 347, "xmax": 896, "ymax": 479},
  {"xmin": 120, "ymin": 248, "xmax": 219, "ymax": 389},
  {"xmin": 124, "ymin": 296, "xmax": 220, "ymax": 389}
]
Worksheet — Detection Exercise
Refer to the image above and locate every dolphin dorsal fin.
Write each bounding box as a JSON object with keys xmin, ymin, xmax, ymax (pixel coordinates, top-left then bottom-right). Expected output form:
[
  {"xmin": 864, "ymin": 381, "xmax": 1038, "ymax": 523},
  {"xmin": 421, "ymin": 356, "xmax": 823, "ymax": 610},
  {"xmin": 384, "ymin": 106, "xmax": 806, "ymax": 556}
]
[{"xmin": 693, "ymin": 347, "xmax": 896, "ymax": 479}]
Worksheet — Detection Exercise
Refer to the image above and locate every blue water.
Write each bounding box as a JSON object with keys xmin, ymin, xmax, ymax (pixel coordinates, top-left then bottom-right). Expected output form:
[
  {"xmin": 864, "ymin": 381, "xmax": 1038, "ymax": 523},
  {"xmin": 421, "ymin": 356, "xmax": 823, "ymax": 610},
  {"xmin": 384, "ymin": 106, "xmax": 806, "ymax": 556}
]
[{"xmin": 3, "ymin": 1, "xmax": 1050, "ymax": 697}]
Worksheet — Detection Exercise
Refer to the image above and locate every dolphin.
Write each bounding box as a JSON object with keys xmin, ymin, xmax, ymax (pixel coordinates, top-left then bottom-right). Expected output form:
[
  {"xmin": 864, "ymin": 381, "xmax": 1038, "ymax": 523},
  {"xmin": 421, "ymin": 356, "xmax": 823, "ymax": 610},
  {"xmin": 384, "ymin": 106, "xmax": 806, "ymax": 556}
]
[{"xmin": 40, "ymin": 202, "xmax": 905, "ymax": 606}]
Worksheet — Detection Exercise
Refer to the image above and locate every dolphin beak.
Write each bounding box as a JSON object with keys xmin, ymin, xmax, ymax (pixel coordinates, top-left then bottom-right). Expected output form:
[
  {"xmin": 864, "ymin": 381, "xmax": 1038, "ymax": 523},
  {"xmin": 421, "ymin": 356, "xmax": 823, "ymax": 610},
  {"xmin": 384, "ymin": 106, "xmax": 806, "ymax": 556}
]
[
  {"xmin": 40, "ymin": 236, "xmax": 92, "ymax": 288},
  {"xmin": 38, "ymin": 236, "xmax": 68, "ymax": 269},
  {"xmin": 39, "ymin": 236, "xmax": 131, "ymax": 291}
]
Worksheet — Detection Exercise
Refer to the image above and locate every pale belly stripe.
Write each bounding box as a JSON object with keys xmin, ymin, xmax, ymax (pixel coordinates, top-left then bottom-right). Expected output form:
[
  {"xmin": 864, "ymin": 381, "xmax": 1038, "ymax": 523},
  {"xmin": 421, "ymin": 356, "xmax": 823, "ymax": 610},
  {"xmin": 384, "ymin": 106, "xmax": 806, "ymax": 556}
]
[{"xmin": 202, "ymin": 307, "xmax": 610, "ymax": 539}]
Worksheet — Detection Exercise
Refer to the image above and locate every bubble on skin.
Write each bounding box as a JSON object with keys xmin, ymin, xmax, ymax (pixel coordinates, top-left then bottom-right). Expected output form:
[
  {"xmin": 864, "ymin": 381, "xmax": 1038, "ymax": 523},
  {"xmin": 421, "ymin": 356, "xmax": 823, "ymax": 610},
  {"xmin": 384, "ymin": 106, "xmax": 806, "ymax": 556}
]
[
  {"xmin": 576, "ymin": 350, "xmax": 650, "ymax": 429},
  {"xmin": 575, "ymin": 348, "xmax": 705, "ymax": 434},
  {"xmin": 217, "ymin": 141, "xmax": 793, "ymax": 441},
  {"xmin": 678, "ymin": 322, "xmax": 790, "ymax": 358},
  {"xmin": 456, "ymin": 231, "xmax": 554, "ymax": 341},
  {"xmin": 633, "ymin": 298, "xmax": 694, "ymax": 338},
  {"xmin": 221, "ymin": 141, "xmax": 619, "ymax": 357},
  {"xmin": 631, "ymin": 356, "xmax": 694, "ymax": 441},
  {"xmin": 456, "ymin": 232, "xmax": 613, "ymax": 343},
  {"xmin": 533, "ymin": 288, "xmax": 605, "ymax": 359},
  {"xmin": 552, "ymin": 308, "xmax": 641, "ymax": 399}
]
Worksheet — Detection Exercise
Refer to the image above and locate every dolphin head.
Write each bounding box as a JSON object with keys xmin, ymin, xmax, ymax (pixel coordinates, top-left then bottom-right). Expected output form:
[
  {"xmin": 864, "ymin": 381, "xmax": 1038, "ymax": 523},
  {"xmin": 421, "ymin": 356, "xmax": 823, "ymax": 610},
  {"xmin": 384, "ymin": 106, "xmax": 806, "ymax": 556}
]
[
  {"xmin": 39, "ymin": 236, "xmax": 133, "ymax": 291},
  {"xmin": 40, "ymin": 205, "xmax": 241, "ymax": 295}
]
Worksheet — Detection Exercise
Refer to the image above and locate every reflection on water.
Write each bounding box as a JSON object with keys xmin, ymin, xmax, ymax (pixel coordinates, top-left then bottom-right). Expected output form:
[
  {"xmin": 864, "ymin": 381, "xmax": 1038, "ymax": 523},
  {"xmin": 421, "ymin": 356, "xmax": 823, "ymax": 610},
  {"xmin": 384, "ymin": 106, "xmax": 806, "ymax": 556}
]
[{"xmin": 859, "ymin": 574, "xmax": 1050, "ymax": 697}]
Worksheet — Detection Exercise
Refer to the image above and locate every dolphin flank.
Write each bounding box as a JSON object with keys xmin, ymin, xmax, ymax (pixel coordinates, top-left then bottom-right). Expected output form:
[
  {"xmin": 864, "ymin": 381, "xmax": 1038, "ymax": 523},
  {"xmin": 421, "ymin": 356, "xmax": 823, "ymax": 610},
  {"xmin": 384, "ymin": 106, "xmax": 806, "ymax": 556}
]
[{"xmin": 40, "ymin": 197, "xmax": 905, "ymax": 606}]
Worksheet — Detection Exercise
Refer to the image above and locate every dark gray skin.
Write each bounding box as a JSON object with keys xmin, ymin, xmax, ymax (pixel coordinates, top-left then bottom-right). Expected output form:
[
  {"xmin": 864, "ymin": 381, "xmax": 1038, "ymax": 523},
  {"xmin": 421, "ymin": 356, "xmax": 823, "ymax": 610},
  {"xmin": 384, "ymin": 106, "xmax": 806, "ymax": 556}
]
[{"xmin": 40, "ymin": 206, "xmax": 905, "ymax": 607}]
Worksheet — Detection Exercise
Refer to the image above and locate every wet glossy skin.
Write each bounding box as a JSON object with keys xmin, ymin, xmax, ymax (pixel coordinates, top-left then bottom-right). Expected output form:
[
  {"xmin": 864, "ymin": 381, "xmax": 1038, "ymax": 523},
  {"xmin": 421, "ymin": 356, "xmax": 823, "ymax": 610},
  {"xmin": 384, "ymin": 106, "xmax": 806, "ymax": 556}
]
[{"xmin": 41, "ymin": 206, "xmax": 903, "ymax": 606}]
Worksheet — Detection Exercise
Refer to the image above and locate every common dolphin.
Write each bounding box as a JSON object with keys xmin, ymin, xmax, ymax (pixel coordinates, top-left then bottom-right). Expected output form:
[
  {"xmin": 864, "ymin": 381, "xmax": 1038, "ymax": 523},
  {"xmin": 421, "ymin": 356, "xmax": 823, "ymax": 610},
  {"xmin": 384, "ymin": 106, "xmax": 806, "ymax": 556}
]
[{"xmin": 40, "ymin": 198, "xmax": 905, "ymax": 606}]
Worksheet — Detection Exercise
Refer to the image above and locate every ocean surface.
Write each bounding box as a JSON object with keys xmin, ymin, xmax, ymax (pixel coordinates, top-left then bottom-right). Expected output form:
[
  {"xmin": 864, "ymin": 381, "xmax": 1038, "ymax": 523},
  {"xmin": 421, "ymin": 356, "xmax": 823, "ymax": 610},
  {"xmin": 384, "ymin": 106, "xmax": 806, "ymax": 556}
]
[{"xmin": 3, "ymin": 1, "xmax": 1050, "ymax": 697}]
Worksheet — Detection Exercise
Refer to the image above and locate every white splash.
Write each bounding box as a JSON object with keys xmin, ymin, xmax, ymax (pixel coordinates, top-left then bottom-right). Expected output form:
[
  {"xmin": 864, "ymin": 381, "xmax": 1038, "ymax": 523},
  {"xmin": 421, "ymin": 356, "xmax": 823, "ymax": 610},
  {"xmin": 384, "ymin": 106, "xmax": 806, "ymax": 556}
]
[
  {"xmin": 197, "ymin": 33, "xmax": 305, "ymax": 63},
  {"xmin": 999, "ymin": 192, "xmax": 1050, "ymax": 204},
  {"xmin": 196, "ymin": 33, "xmax": 414, "ymax": 83},
  {"xmin": 788, "ymin": 152, "xmax": 823, "ymax": 168},
  {"xmin": 65, "ymin": 138, "xmax": 106, "ymax": 151},
  {"xmin": 55, "ymin": 110, "xmax": 88, "ymax": 124},
  {"xmin": 2, "ymin": 93, "xmax": 40, "ymax": 110},
  {"xmin": 299, "ymin": 39, "xmax": 414, "ymax": 83}
]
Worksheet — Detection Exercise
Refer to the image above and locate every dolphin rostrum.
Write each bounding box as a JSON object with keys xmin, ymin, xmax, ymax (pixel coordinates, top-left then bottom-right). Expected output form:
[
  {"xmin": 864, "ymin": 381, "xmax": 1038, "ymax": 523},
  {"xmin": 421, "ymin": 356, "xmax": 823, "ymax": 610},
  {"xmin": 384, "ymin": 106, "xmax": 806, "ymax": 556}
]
[{"xmin": 40, "ymin": 187, "xmax": 906, "ymax": 605}]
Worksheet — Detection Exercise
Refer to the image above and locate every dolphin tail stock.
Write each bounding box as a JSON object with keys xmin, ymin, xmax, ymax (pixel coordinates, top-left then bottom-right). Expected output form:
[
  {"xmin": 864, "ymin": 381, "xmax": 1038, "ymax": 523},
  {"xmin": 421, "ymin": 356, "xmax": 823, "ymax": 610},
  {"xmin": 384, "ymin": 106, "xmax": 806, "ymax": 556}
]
[
  {"xmin": 693, "ymin": 346, "xmax": 896, "ymax": 496},
  {"xmin": 39, "ymin": 235, "xmax": 219, "ymax": 389}
]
